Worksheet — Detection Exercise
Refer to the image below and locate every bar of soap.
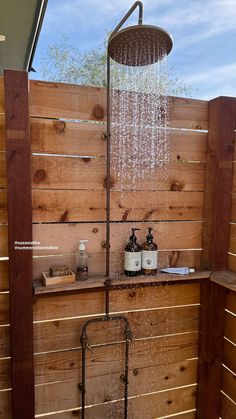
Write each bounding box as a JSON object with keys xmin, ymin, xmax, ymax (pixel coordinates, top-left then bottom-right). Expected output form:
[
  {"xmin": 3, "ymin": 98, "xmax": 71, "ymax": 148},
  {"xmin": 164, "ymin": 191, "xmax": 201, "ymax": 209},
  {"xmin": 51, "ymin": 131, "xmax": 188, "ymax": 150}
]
[{"xmin": 49, "ymin": 265, "xmax": 70, "ymax": 277}]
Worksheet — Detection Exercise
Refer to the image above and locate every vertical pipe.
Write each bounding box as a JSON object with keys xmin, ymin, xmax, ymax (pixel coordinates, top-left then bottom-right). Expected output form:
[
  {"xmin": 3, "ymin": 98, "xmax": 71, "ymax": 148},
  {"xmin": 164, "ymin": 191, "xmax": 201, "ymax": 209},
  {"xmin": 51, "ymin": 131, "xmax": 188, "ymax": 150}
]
[
  {"xmin": 81, "ymin": 346, "xmax": 86, "ymax": 419},
  {"xmin": 124, "ymin": 336, "xmax": 130, "ymax": 418},
  {"xmin": 106, "ymin": 54, "xmax": 111, "ymax": 277}
]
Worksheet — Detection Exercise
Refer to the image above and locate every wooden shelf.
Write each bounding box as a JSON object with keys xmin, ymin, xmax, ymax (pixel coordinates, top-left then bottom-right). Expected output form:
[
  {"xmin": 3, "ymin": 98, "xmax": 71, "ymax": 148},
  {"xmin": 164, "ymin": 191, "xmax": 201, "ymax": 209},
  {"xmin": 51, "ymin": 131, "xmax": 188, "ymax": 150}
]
[
  {"xmin": 33, "ymin": 270, "xmax": 211, "ymax": 296},
  {"xmin": 210, "ymin": 271, "xmax": 236, "ymax": 292}
]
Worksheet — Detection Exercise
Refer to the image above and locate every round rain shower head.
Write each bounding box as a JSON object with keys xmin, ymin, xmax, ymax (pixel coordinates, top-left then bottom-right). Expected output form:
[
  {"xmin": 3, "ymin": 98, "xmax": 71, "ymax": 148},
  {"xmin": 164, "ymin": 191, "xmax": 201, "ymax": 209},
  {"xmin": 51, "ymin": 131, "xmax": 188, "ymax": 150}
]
[{"xmin": 108, "ymin": 24, "xmax": 173, "ymax": 67}]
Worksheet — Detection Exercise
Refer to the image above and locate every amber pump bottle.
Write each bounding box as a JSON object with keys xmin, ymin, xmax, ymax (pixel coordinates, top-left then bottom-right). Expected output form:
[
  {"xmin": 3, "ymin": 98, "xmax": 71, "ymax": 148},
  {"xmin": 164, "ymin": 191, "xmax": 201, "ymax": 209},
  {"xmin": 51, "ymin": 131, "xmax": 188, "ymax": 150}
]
[
  {"xmin": 124, "ymin": 228, "xmax": 142, "ymax": 276},
  {"xmin": 142, "ymin": 227, "xmax": 158, "ymax": 275}
]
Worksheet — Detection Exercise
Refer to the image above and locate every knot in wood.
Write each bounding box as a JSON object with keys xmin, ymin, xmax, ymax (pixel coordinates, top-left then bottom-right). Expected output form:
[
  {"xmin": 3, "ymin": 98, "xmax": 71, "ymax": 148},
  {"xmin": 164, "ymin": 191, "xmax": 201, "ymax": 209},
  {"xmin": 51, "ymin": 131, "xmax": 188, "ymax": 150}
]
[
  {"xmin": 171, "ymin": 181, "xmax": 182, "ymax": 191},
  {"xmin": 53, "ymin": 120, "xmax": 66, "ymax": 134},
  {"xmin": 35, "ymin": 169, "xmax": 47, "ymax": 182},
  {"xmin": 92, "ymin": 104, "xmax": 104, "ymax": 120}
]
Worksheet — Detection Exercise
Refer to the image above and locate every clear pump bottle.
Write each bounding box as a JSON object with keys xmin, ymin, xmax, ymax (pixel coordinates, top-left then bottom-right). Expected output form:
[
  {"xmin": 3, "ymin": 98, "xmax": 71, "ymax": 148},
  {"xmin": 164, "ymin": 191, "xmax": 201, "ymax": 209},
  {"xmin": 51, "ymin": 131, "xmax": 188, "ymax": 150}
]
[{"xmin": 76, "ymin": 240, "xmax": 88, "ymax": 281}]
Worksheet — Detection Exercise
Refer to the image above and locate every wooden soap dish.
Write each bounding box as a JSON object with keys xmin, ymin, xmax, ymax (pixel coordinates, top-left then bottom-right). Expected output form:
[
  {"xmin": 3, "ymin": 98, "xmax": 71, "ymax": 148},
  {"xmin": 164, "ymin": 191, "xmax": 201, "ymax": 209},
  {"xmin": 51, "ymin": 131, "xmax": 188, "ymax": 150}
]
[{"xmin": 42, "ymin": 271, "xmax": 76, "ymax": 287}]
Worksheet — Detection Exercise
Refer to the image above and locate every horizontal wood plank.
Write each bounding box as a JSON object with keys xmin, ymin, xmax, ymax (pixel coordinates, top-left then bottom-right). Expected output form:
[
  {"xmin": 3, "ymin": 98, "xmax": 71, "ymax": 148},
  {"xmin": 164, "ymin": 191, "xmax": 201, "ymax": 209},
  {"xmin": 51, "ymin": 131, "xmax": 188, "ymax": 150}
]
[
  {"xmin": 0, "ymin": 359, "xmax": 11, "ymax": 390},
  {"xmin": 30, "ymin": 118, "xmax": 105, "ymax": 156},
  {"xmin": 34, "ymin": 332, "xmax": 198, "ymax": 385},
  {"xmin": 33, "ymin": 305, "xmax": 199, "ymax": 353},
  {"xmin": 29, "ymin": 80, "xmax": 208, "ymax": 130},
  {"xmin": 32, "ymin": 249, "xmax": 202, "ymax": 279},
  {"xmin": 37, "ymin": 385, "xmax": 197, "ymax": 419},
  {"xmin": 222, "ymin": 366, "xmax": 236, "ymax": 404},
  {"xmin": 0, "ymin": 325, "xmax": 10, "ymax": 358},
  {"xmin": 0, "ymin": 389, "xmax": 12, "ymax": 419},
  {"xmin": 229, "ymin": 224, "xmax": 236, "ymax": 254},
  {"xmin": 225, "ymin": 311, "xmax": 236, "ymax": 344},
  {"xmin": 226, "ymin": 291, "xmax": 236, "ymax": 314},
  {"xmin": 0, "ymin": 154, "xmax": 6, "ymax": 188},
  {"xmin": 221, "ymin": 392, "xmax": 236, "ymax": 419},
  {"xmin": 0, "ymin": 189, "xmax": 7, "ymax": 225},
  {"xmin": 31, "ymin": 155, "xmax": 105, "ymax": 190},
  {"xmin": 33, "ymin": 283, "xmax": 200, "ymax": 322},
  {"xmin": 0, "ymin": 78, "xmax": 4, "ymax": 113},
  {"xmin": 228, "ymin": 254, "xmax": 236, "ymax": 273},
  {"xmin": 0, "ymin": 293, "xmax": 9, "ymax": 324},
  {"xmin": 32, "ymin": 221, "xmax": 202, "ymax": 257},
  {"xmin": 30, "ymin": 155, "xmax": 205, "ymax": 191},
  {"xmin": 224, "ymin": 338, "xmax": 236, "ymax": 374},
  {"xmin": 231, "ymin": 193, "xmax": 236, "ymax": 222},
  {"xmin": 0, "ymin": 261, "xmax": 8, "ymax": 291},
  {"xmin": 0, "ymin": 117, "xmax": 207, "ymax": 160},
  {"xmin": 35, "ymin": 359, "xmax": 197, "ymax": 414},
  {"xmin": 30, "ymin": 190, "xmax": 204, "ymax": 223}
]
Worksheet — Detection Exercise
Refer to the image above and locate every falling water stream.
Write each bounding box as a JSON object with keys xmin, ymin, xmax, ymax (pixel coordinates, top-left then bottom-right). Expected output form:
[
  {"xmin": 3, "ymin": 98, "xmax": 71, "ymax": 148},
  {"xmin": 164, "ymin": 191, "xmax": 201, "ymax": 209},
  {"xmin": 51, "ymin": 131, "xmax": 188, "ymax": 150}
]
[{"xmin": 103, "ymin": 40, "xmax": 174, "ymax": 419}]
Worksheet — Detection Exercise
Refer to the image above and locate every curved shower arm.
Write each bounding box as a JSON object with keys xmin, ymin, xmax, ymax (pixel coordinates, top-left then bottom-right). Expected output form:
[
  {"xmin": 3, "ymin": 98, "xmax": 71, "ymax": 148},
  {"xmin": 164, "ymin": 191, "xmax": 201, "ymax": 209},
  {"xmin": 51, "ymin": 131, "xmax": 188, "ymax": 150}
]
[{"xmin": 110, "ymin": 1, "xmax": 143, "ymax": 39}]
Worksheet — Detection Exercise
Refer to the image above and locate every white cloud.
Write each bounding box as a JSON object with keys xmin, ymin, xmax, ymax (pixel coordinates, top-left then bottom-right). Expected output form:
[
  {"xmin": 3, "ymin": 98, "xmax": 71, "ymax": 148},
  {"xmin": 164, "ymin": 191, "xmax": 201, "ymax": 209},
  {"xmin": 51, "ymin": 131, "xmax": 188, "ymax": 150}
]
[{"xmin": 183, "ymin": 61, "xmax": 236, "ymax": 99}]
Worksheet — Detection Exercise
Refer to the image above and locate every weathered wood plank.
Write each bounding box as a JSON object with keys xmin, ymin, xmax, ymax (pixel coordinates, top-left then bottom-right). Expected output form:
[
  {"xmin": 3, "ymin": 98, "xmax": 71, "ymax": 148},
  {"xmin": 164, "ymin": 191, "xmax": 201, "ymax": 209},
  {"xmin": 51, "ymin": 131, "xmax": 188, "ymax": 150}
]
[
  {"xmin": 226, "ymin": 291, "xmax": 236, "ymax": 314},
  {"xmin": 0, "ymin": 260, "xmax": 8, "ymax": 291},
  {"xmin": 32, "ymin": 249, "xmax": 202, "ymax": 279},
  {"xmin": 221, "ymin": 393, "xmax": 236, "ymax": 419},
  {"xmin": 29, "ymin": 80, "xmax": 208, "ymax": 129},
  {"xmin": 37, "ymin": 386, "xmax": 197, "ymax": 419},
  {"xmin": 33, "ymin": 283, "xmax": 200, "ymax": 322},
  {"xmin": 196, "ymin": 281, "xmax": 227, "ymax": 419},
  {"xmin": 34, "ymin": 332, "xmax": 198, "ymax": 385},
  {"xmin": 202, "ymin": 97, "xmax": 236, "ymax": 270},
  {"xmin": 4, "ymin": 69, "xmax": 34, "ymax": 419},
  {"xmin": 222, "ymin": 366, "xmax": 236, "ymax": 404},
  {"xmin": 1, "ymin": 189, "xmax": 205, "ymax": 224},
  {"xmin": 224, "ymin": 338, "xmax": 236, "ymax": 373},
  {"xmin": 33, "ymin": 305, "xmax": 199, "ymax": 353},
  {"xmin": 0, "ymin": 389, "xmax": 12, "ymax": 419},
  {"xmin": 35, "ymin": 370, "xmax": 197, "ymax": 415},
  {"xmin": 30, "ymin": 155, "xmax": 205, "ymax": 191},
  {"xmin": 32, "ymin": 221, "xmax": 202, "ymax": 257},
  {"xmin": 30, "ymin": 190, "xmax": 204, "ymax": 223}
]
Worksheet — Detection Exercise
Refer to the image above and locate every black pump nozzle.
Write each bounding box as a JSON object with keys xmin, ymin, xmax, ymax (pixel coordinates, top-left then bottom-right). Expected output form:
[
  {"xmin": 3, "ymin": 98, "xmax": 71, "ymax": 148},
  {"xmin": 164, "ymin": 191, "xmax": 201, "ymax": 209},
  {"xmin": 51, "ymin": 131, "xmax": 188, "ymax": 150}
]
[
  {"xmin": 130, "ymin": 228, "xmax": 141, "ymax": 241},
  {"xmin": 147, "ymin": 227, "xmax": 153, "ymax": 242}
]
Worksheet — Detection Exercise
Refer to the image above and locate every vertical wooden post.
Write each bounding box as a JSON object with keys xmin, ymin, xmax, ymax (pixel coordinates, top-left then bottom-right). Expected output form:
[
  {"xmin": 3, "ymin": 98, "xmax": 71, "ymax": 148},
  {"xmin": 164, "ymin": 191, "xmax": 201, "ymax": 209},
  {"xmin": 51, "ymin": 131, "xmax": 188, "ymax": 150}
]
[
  {"xmin": 4, "ymin": 70, "xmax": 34, "ymax": 418},
  {"xmin": 197, "ymin": 96, "xmax": 236, "ymax": 418},
  {"xmin": 202, "ymin": 96, "xmax": 236, "ymax": 271},
  {"xmin": 196, "ymin": 281, "xmax": 227, "ymax": 418}
]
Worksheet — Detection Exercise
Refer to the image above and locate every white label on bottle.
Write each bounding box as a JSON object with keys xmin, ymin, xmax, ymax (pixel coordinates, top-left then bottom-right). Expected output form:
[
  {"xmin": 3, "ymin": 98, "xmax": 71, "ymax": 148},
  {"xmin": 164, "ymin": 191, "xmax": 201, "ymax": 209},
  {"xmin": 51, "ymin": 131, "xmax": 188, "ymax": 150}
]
[
  {"xmin": 142, "ymin": 250, "xmax": 158, "ymax": 270},
  {"xmin": 124, "ymin": 252, "xmax": 141, "ymax": 272}
]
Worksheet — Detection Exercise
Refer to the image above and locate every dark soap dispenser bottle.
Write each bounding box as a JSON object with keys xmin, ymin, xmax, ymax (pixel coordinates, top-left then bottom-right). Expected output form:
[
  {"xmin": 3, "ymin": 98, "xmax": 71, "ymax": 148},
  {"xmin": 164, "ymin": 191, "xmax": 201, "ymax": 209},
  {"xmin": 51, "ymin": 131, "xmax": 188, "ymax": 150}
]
[
  {"xmin": 124, "ymin": 228, "xmax": 142, "ymax": 277},
  {"xmin": 142, "ymin": 227, "xmax": 158, "ymax": 275}
]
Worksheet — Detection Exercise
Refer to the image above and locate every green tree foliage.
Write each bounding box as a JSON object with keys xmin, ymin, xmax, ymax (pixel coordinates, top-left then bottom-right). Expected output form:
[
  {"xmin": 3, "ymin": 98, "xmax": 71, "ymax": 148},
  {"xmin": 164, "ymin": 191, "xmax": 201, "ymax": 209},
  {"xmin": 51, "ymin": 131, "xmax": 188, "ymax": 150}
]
[{"xmin": 40, "ymin": 34, "xmax": 192, "ymax": 96}]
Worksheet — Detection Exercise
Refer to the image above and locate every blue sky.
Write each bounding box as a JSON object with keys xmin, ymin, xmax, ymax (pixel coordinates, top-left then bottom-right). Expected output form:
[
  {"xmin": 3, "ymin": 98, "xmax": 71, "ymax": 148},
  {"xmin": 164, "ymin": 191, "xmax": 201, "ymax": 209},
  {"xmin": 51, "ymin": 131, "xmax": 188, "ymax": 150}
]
[{"xmin": 33, "ymin": 0, "xmax": 236, "ymax": 99}]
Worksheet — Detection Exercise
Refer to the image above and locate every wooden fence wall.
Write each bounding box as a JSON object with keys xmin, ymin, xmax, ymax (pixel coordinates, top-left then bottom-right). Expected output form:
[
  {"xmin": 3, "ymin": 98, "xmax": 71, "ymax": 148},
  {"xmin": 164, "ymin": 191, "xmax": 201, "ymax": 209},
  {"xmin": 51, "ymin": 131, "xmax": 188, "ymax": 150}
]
[
  {"xmin": 0, "ymin": 74, "xmax": 211, "ymax": 418},
  {"xmin": 221, "ymin": 289, "xmax": 236, "ymax": 418}
]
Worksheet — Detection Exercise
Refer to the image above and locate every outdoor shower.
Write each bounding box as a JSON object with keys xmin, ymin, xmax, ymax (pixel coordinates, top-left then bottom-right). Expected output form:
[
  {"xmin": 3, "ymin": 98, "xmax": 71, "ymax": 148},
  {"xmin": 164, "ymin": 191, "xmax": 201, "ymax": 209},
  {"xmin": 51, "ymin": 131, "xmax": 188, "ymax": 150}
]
[{"xmin": 80, "ymin": 2, "xmax": 173, "ymax": 418}]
